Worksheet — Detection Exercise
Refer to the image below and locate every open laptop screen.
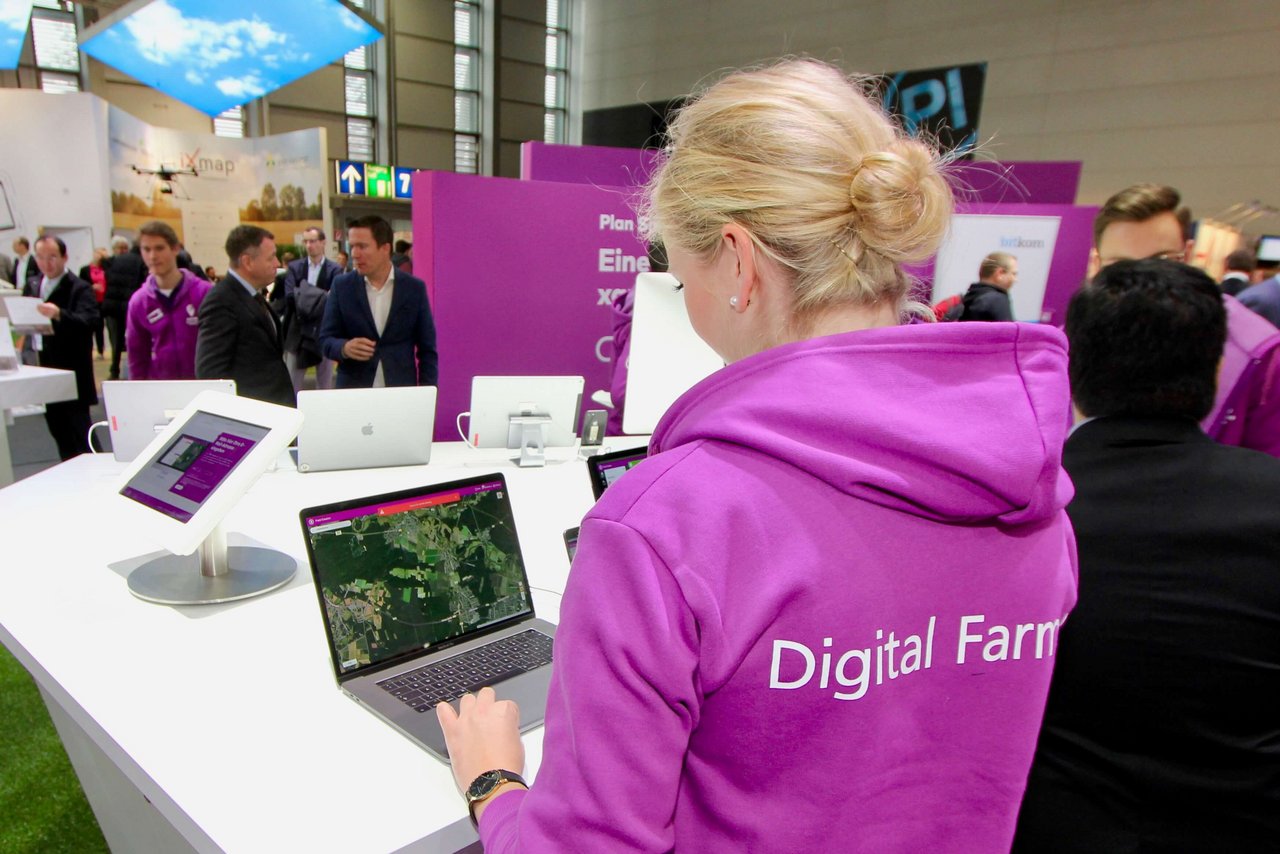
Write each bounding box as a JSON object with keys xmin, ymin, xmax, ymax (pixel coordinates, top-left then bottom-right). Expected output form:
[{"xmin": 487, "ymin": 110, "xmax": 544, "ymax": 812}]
[{"xmin": 300, "ymin": 475, "xmax": 534, "ymax": 677}]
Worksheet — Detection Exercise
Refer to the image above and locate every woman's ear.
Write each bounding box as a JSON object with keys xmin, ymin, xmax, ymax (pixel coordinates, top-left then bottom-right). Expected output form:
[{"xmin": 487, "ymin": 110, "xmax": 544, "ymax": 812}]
[{"xmin": 720, "ymin": 223, "xmax": 758, "ymax": 311}]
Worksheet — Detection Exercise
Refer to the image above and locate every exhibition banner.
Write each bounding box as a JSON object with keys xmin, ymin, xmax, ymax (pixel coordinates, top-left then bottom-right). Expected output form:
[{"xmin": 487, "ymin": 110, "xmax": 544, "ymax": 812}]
[
  {"xmin": 412, "ymin": 171, "xmax": 649, "ymax": 441},
  {"xmin": 878, "ymin": 62, "xmax": 987, "ymax": 155},
  {"xmin": 108, "ymin": 106, "xmax": 328, "ymax": 272}
]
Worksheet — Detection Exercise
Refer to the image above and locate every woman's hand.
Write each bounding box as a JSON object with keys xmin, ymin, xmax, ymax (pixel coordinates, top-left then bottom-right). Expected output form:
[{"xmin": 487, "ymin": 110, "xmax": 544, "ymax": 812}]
[{"xmin": 436, "ymin": 688, "xmax": 526, "ymax": 802}]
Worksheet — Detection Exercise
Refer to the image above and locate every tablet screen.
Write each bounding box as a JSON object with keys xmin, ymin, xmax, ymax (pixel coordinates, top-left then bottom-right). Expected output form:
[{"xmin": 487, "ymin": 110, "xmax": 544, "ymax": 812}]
[{"xmin": 120, "ymin": 411, "xmax": 270, "ymax": 522}]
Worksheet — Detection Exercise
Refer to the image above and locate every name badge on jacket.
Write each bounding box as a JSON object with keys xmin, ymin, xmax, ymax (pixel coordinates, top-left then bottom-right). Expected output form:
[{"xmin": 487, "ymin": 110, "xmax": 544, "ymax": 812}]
[{"xmin": 147, "ymin": 308, "xmax": 164, "ymax": 324}]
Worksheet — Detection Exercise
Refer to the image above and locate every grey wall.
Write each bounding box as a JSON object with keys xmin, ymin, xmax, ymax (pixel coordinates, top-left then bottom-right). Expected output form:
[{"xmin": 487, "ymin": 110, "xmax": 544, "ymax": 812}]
[{"xmin": 581, "ymin": 0, "xmax": 1280, "ymax": 219}]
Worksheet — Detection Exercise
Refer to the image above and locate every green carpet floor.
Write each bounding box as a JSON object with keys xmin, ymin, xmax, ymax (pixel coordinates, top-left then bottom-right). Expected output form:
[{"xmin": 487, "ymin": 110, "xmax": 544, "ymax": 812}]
[{"xmin": 0, "ymin": 643, "xmax": 108, "ymax": 854}]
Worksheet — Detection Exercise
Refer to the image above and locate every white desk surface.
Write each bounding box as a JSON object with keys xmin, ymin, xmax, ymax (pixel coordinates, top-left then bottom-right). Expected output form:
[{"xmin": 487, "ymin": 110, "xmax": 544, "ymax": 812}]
[
  {"xmin": 0, "ymin": 440, "xmax": 645, "ymax": 853},
  {"xmin": 0, "ymin": 363, "xmax": 77, "ymax": 410}
]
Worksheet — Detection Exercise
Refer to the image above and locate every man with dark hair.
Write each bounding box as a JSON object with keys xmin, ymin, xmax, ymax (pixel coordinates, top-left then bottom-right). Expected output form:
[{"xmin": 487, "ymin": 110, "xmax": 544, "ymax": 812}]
[
  {"xmin": 953, "ymin": 251, "xmax": 1018, "ymax": 321},
  {"xmin": 277, "ymin": 225, "xmax": 341, "ymax": 391},
  {"xmin": 195, "ymin": 225, "xmax": 295, "ymax": 407},
  {"xmin": 391, "ymin": 238, "xmax": 412, "ymax": 274},
  {"xmin": 1220, "ymin": 248, "xmax": 1256, "ymax": 297},
  {"xmin": 319, "ymin": 216, "xmax": 437, "ymax": 388},
  {"xmin": 101, "ymin": 235, "xmax": 148, "ymax": 379},
  {"xmin": 1088, "ymin": 183, "xmax": 1280, "ymax": 456},
  {"xmin": 1014, "ymin": 259, "xmax": 1280, "ymax": 853},
  {"xmin": 126, "ymin": 220, "xmax": 213, "ymax": 380},
  {"xmin": 11, "ymin": 236, "xmax": 37, "ymax": 290},
  {"xmin": 29, "ymin": 235, "xmax": 99, "ymax": 459}
]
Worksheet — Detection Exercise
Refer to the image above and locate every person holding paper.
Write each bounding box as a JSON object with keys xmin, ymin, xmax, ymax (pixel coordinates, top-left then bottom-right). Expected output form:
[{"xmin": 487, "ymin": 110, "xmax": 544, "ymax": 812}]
[{"xmin": 30, "ymin": 235, "xmax": 99, "ymax": 459}]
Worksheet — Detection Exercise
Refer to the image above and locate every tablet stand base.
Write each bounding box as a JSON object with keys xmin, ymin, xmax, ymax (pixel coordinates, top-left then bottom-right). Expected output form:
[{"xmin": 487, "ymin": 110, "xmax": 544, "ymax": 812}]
[
  {"xmin": 508, "ymin": 415, "xmax": 551, "ymax": 467},
  {"xmin": 127, "ymin": 523, "xmax": 296, "ymax": 606}
]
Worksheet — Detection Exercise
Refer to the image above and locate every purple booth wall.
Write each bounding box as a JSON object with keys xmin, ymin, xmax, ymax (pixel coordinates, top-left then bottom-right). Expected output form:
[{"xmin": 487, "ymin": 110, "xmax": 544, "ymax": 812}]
[
  {"xmin": 520, "ymin": 142, "xmax": 1081, "ymax": 206},
  {"xmin": 413, "ymin": 170, "xmax": 650, "ymax": 442}
]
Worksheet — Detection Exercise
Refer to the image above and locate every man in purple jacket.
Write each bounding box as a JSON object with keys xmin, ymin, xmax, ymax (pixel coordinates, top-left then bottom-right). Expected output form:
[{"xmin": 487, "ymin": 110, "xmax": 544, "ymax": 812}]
[
  {"xmin": 1088, "ymin": 183, "xmax": 1280, "ymax": 456},
  {"xmin": 126, "ymin": 221, "xmax": 213, "ymax": 380}
]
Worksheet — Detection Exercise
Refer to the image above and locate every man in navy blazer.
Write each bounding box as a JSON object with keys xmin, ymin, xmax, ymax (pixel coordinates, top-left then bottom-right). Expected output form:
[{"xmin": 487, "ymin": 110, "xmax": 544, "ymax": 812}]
[
  {"xmin": 277, "ymin": 226, "xmax": 343, "ymax": 390},
  {"xmin": 319, "ymin": 216, "xmax": 437, "ymax": 388}
]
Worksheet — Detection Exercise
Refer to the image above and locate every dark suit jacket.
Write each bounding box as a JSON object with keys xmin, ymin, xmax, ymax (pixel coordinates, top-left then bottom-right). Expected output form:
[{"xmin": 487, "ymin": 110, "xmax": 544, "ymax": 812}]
[
  {"xmin": 102, "ymin": 250, "xmax": 147, "ymax": 317},
  {"xmin": 275, "ymin": 257, "xmax": 342, "ymax": 350},
  {"xmin": 29, "ymin": 271, "xmax": 99, "ymax": 404},
  {"xmin": 318, "ymin": 268, "xmax": 438, "ymax": 388},
  {"xmin": 195, "ymin": 274, "xmax": 295, "ymax": 407},
  {"xmin": 1013, "ymin": 416, "xmax": 1280, "ymax": 852}
]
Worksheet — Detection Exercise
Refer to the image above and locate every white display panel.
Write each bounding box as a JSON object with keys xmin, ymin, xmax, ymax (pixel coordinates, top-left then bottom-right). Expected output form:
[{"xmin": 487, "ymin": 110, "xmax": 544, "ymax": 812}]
[
  {"xmin": 931, "ymin": 214, "xmax": 1062, "ymax": 322},
  {"xmin": 623, "ymin": 272, "xmax": 723, "ymax": 435}
]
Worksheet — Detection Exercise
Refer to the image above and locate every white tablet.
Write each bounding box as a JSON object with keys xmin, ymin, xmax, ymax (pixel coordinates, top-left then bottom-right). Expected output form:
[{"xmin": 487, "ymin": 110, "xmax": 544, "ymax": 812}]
[
  {"xmin": 466, "ymin": 375, "xmax": 584, "ymax": 449},
  {"xmin": 116, "ymin": 391, "xmax": 303, "ymax": 556}
]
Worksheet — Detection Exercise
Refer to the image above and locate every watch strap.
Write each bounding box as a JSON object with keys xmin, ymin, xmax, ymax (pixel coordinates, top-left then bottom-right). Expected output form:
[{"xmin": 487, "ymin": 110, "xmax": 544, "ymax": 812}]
[{"xmin": 466, "ymin": 769, "xmax": 528, "ymax": 826}]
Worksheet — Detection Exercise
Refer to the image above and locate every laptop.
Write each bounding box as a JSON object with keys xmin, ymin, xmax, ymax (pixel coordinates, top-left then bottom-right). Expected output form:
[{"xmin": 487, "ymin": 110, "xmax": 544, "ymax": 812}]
[
  {"xmin": 295, "ymin": 386, "xmax": 436, "ymax": 473},
  {"xmin": 299, "ymin": 473, "xmax": 557, "ymax": 763},
  {"xmin": 585, "ymin": 444, "xmax": 649, "ymax": 500},
  {"xmin": 102, "ymin": 380, "xmax": 237, "ymax": 462}
]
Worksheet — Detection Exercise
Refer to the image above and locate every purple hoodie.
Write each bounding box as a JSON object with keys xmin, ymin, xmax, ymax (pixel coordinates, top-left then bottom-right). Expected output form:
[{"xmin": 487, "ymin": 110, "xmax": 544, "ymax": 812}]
[
  {"xmin": 481, "ymin": 321, "xmax": 1078, "ymax": 852},
  {"xmin": 125, "ymin": 268, "xmax": 213, "ymax": 380}
]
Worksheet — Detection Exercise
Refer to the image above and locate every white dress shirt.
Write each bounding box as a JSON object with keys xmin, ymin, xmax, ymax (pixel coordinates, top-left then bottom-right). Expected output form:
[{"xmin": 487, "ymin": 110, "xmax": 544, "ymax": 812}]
[{"xmin": 365, "ymin": 269, "xmax": 394, "ymax": 388}]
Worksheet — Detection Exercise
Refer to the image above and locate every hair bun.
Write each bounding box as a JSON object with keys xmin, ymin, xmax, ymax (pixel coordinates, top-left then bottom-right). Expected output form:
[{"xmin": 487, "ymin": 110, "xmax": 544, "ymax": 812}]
[{"xmin": 847, "ymin": 138, "xmax": 952, "ymax": 263}]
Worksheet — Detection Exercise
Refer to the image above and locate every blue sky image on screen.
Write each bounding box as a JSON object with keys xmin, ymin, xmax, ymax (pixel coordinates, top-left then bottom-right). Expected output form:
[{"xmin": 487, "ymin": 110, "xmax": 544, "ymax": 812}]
[
  {"xmin": 80, "ymin": 0, "xmax": 381, "ymax": 116},
  {"xmin": 0, "ymin": 2, "xmax": 33, "ymax": 70}
]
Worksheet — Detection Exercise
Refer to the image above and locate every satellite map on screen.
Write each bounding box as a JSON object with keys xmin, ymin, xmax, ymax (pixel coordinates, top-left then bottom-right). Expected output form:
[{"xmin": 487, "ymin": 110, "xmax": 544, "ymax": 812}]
[{"xmin": 307, "ymin": 491, "xmax": 530, "ymax": 671}]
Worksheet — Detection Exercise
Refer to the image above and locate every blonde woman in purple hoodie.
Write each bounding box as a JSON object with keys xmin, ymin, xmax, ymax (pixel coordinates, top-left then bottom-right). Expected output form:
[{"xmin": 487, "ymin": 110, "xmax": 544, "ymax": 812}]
[{"xmin": 440, "ymin": 59, "xmax": 1078, "ymax": 852}]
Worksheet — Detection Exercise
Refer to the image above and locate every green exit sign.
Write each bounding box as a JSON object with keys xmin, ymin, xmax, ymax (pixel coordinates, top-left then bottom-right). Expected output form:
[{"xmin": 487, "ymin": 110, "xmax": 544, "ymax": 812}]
[{"xmin": 365, "ymin": 164, "xmax": 393, "ymax": 198}]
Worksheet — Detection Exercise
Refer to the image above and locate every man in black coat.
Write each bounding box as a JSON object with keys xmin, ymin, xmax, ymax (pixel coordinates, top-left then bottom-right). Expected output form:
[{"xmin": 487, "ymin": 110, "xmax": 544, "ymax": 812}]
[
  {"xmin": 101, "ymin": 236, "xmax": 147, "ymax": 379},
  {"xmin": 28, "ymin": 235, "xmax": 99, "ymax": 459},
  {"xmin": 956, "ymin": 251, "xmax": 1018, "ymax": 321},
  {"xmin": 195, "ymin": 225, "xmax": 295, "ymax": 408},
  {"xmin": 1013, "ymin": 260, "xmax": 1280, "ymax": 852},
  {"xmin": 276, "ymin": 226, "xmax": 342, "ymax": 391}
]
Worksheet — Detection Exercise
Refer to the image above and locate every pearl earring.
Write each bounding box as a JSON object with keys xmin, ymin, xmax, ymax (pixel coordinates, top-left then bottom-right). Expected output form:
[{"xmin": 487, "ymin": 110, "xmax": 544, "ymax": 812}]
[{"xmin": 729, "ymin": 296, "xmax": 739, "ymax": 308}]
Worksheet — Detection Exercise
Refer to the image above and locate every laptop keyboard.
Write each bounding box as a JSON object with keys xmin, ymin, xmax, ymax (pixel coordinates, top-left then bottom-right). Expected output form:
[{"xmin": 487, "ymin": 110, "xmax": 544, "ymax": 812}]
[{"xmin": 377, "ymin": 630, "xmax": 554, "ymax": 713}]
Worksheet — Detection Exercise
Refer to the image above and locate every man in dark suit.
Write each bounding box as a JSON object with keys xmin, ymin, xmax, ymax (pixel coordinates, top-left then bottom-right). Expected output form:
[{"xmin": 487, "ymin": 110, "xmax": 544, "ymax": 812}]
[
  {"xmin": 11, "ymin": 237, "xmax": 39, "ymax": 291},
  {"xmin": 277, "ymin": 226, "xmax": 342, "ymax": 391},
  {"xmin": 101, "ymin": 236, "xmax": 147, "ymax": 379},
  {"xmin": 195, "ymin": 225, "xmax": 295, "ymax": 408},
  {"xmin": 1013, "ymin": 260, "xmax": 1280, "ymax": 852},
  {"xmin": 319, "ymin": 216, "xmax": 437, "ymax": 388},
  {"xmin": 28, "ymin": 235, "xmax": 99, "ymax": 459},
  {"xmin": 1219, "ymin": 248, "xmax": 1256, "ymax": 296}
]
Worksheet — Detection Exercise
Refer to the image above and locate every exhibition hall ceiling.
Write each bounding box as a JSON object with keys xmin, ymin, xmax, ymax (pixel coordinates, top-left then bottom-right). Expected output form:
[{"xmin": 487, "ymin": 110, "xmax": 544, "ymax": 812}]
[{"xmin": 78, "ymin": 0, "xmax": 381, "ymax": 115}]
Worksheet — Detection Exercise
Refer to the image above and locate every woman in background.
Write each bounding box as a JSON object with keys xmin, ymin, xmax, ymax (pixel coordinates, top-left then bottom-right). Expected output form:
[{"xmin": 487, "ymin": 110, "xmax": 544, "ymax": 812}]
[
  {"xmin": 439, "ymin": 59, "xmax": 1078, "ymax": 852},
  {"xmin": 78, "ymin": 246, "xmax": 108, "ymax": 358}
]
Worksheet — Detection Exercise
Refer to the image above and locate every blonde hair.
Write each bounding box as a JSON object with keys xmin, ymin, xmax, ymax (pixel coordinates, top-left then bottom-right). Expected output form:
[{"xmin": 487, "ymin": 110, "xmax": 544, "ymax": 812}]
[{"xmin": 641, "ymin": 59, "xmax": 954, "ymax": 320}]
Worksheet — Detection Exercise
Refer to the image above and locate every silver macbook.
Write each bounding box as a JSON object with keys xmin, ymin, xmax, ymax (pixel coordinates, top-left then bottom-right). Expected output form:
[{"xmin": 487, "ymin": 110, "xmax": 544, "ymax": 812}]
[
  {"xmin": 295, "ymin": 386, "xmax": 436, "ymax": 473},
  {"xmin": 102, "ymin": 380, "xmax": 237, "ymax": 462},
  {"xmin": 299, "ymin": 473, "xmax": 556, "ymax": 763}
]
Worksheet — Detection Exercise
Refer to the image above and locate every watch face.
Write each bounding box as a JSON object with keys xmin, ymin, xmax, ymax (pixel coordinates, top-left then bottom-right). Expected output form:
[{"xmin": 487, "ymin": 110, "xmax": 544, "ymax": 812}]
[{"xmin": 466, "ymin": 770, "xmax": 503, "ymax": 801}]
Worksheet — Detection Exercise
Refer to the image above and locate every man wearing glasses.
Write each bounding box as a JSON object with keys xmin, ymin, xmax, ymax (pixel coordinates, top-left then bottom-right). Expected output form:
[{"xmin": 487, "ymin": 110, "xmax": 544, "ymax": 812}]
[
  {"xmin": 279, "ymin": 226, "xmax": 342, "ymax": 390},
  {"xmin": 1088, "ymin": 183, "xmax": 1280, "ymax": 456}
]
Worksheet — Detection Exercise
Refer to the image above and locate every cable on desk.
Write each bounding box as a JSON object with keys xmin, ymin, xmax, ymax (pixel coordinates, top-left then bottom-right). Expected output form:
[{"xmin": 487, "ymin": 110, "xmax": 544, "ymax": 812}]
[
  {"xmin": 87, "ymin": 421, "xmax": 110, "ymax": 454},
  {"xmin": 528, "ymin": 585, "xmax": 564, "ymax": 601}
]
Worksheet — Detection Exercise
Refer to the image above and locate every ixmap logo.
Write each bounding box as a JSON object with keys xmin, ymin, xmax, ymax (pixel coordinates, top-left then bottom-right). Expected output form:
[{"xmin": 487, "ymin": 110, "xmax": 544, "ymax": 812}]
[
  {"xmin": 1000, "ymin": 236, "xmax": 1045, "ymax": 249},
  {"xmin": 180, "ymin": 148, "xmax": 236, "ymax": 176}
]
